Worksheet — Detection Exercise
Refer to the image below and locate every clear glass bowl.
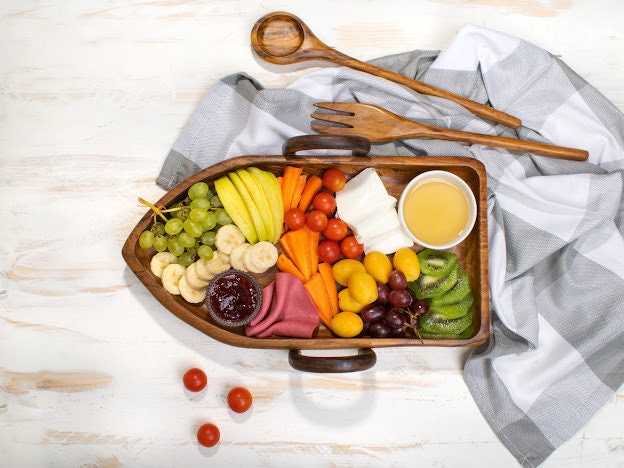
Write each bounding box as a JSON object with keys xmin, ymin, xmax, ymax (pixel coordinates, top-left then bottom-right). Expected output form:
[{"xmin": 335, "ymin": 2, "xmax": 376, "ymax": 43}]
[{"xmin": 206, "ymin": 270, "xmax": 263, "ymax": 328}]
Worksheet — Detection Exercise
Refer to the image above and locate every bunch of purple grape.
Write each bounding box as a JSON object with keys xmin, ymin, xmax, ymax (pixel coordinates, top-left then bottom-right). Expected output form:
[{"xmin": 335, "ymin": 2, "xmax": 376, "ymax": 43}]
[{"xmin": 360, "ymin": 270, "xmax": 430, "ymax": 338}]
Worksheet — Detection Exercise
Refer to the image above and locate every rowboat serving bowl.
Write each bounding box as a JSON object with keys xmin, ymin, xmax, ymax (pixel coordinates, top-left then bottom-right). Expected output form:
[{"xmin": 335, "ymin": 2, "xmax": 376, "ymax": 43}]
[{"xmin": 122, "ymin": 135, "xmax": 490, "ymax": 372}]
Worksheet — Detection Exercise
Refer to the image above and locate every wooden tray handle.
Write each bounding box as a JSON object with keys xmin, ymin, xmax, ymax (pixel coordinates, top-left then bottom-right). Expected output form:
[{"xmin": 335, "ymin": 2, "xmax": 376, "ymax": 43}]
[
  {"xmin": 283, "ymin": 134, "xmax": 370, "ymax": 156},
  {"xmin": 288, "ymin": 348, "xmax": 377, "ymax": 373}
]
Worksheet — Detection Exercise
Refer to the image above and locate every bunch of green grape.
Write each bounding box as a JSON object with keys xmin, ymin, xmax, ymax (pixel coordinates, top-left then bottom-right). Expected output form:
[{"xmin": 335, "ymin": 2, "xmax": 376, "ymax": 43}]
[{"xmin": 137, "ymin": 182, "xmax": 233, "ymax": 266}]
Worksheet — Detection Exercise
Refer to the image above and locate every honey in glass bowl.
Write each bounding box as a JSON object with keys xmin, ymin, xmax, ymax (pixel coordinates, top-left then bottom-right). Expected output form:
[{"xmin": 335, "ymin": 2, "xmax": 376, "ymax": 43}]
[{"xmin": 398, "ymin": 170, "xmax": 477, "ymax": 250}]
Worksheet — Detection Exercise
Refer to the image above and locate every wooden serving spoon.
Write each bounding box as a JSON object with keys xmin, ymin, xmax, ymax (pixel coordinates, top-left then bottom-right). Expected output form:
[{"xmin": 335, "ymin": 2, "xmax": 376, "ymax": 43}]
[{"xmin": 251, "ymin": 11, "xmax": 522, "ymax": 129}]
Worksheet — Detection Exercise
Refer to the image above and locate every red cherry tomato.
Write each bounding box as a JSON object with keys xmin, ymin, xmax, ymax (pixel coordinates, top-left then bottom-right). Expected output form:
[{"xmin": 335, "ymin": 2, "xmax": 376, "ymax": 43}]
[
  {"xmin": 306, "ymin": 210, "xmax": 328, "ymax": 232},
  {"xmin": 322, "ymin": 218, "xmax": 348, "ymax": 241},
  {"xmin": 340, "ymin": 236, "xmax": 364, "ymax": 259},
  {"xmin": 284, "ymin": 207, "xmax": 306, "ymax": 230},
  {"xmin": 322, "ymin": 168, "xmax": 347, "ymax": 192},
  {"xmin": 318, "ymin": 239, "xmax": 342, "ymax": 264},
  {"xmin": 183, "ymin": 368, "xmax": 207, "ymax": 392},
  {"xmin": 312, "ymin": 192, "xmax": 337, "ymax": 216},
  {"xmin": 227, "ymin": 387, "xmax": 253, "ymax": 413},
  {"xmin": 197, "ymin": 423, "xmax": 220, "ymax": 447}
]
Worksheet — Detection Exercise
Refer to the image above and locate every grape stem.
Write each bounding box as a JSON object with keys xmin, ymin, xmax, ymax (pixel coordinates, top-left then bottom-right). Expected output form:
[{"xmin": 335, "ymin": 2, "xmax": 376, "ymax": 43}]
[{"xmin": 138, "ymin": 197, "xmax": 181, "ymax": 222}]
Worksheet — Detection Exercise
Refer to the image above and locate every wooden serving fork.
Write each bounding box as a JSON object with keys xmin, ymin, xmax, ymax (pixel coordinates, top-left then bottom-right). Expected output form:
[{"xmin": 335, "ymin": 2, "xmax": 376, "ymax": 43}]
[{"xmin": 311, "ymin": 102, "xmax": 589, "ymax": 161}]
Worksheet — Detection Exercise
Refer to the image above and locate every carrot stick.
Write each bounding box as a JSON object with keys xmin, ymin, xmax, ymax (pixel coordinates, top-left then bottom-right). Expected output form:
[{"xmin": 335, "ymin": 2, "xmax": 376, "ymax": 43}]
[
  {"xmin": 297, "ymin": 175, "xmax": 323, "ymax": 212},
  {"xmin": 307, "ymin": 226, "xmax": 319, "ymax": 276},
  {"xmin": 279, "ymin": 228, "xmax": 312, "ymax": 280},
  {"xmin": 281, "ymin": 166, "xmax": 303, "ymax": 215},
  {"xmin": 294, "ymin": 228, "xmax": 313, "ymax": 280},
  {"xmin": 290, "ymin": 174, "xmax": 307, "ymax": 210},
  {"xmin": 276, "ymin": 176, "xmax": 283, "ymax": 191},
  {"xmin": 318, "ymin": 262, "xmax": 339, "ymax": 318},
  {"xmin": 279, "ymin": 231, "xmax": 298, "ymax": 265},
  {"xmin": 276, "ymin": 253, "xmax": 306, "ymax": 283},
  {"xmin": 304, "ymin": 272, "xmax": 334, "ymax": 328}
]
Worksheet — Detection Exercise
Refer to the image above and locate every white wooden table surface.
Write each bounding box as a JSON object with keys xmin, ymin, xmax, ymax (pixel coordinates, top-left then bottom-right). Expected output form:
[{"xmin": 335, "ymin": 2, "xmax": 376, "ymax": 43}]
[{"xmin": 2, "ymin": 1, "xmax": 623, "ymax": 467}]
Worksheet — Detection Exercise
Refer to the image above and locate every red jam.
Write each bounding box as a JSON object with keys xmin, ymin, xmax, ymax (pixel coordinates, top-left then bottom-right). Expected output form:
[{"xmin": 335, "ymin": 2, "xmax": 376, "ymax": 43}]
[{"xmin": 206, "ymin": 271, "xmax": 261, "ymax": 327}]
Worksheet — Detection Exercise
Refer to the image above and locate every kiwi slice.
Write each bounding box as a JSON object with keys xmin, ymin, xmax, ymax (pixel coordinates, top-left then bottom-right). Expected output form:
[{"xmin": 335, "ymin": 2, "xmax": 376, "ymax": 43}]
[
  {"xmin": 419, "ymin": 323, "xmax": 475, "ymax": 340},
  {"xmin": 408, "ymin": 265, "xmax": 458, "ymax": 300},
  {"xmin": 430, "ymin": 292, "xmax": 473, "ymax": 319},
  {"xmin": 418, "ymin": 308, "xmax": 473, "ymax": 336},
  {"xmin": 430, "ymin": 266, "xmax": 471, "ymax": 306},
  {"xmin": 417, "ymin": 249, "xmax": 458, "ymax": 278}
]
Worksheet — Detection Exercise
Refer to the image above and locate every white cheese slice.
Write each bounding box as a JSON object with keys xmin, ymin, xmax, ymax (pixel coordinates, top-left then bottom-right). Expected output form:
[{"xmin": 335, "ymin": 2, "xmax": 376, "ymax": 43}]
[
  {"xmin": 336, "ymin": 168, "xmax": 395, "ymax": 226},
  {"xmin": 352, "ymin": 209, "xmax": 401, "ymax": 243},
  {"xmin": 363, "ymin": 226, "xmax": 414, "ymax": 255}
]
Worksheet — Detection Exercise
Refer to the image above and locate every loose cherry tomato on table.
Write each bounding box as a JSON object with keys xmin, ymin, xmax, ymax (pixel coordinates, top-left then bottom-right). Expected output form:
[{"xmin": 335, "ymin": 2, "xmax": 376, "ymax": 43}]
[
  {"xmin": 183, "ymin": 368, "xmax": 207, "ymax": 392},
  {"xmin": 227, "ymin": 386, "xmax": 253, "ymax": 413},
  {"xmin": 318, "ymin": 239, "xmax": 342, "ymax": 264},
  {"xmin": 306, "ymin": 210, "xmax": 328, "ymax": 232},
  {"xmin": 197, "ymin": 423, "xmax": 220, "ymax": 447},
  {"xmin": 322, "ymin": 168, "xmax": 347, "ymax": 192},
  {"xmin": 312, "ymin": 192, "xmax": 336, "ymax": 216},
  {"xmin": 323, "ymin": 218, "xmax": 348, "ymax": 241},
  {"xmin": 340, "ymin": 235, "xmax": 364, "ymax": 259},
  {"xmin": 284, "ymin": 207, "xmax": 306, "ymax": 230}
]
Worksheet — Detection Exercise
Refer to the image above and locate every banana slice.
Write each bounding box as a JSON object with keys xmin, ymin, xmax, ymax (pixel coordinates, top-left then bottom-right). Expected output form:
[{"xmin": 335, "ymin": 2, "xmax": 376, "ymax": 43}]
[
  {"xmin": 214, "ymin": 224, "xmax": 246, "ymax": 254},
  {"xmin": 194, "ymin": 257, "xmax": 215, "ymax": 282},
  {"xmin": 217, "ymin": 250, "xmax": 230, "ymax": 265},
  {"xmin": 244, "ymin": 241, "xmax": 278, "ymax": 274},
  {"xmin": 178, "ymin": 275, "xmax": 207, "ymax": 304},
  {"xmin": 185, "ymin": 262, "xmax": 210, "ymax": 290},
  {"xmin": 161, "ymin": 263, "xmax": 187, "ymax": 295},
  {"xmin": 204, "ymin": 254, "xmax": 231, "ymax": 276},
  {"xmin": 150, "ymin": 252, "xmax": 178, "ymax": 278},
  {"xmin": 229, "ymin": 243, "xmax": 251, "ymax": 271}
]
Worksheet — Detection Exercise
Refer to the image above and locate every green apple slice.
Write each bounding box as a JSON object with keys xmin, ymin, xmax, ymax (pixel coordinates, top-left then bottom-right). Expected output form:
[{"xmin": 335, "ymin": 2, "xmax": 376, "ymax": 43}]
[
  {"xmin": 213, "ymin": 176, "xmax": 258, "ymax": 244},
  {"xmin": 236, "ymin": 168, "xmax": 275, "ymax": 243},
  {"xmin": 228, "ymin": 172, "xmax": 269, "ymax": 242}
]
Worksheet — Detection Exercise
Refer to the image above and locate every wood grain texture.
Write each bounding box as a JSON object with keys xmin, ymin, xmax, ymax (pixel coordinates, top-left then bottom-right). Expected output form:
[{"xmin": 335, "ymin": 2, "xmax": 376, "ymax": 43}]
[
  {"xmin": 312, "ymin": 102, "xmax": 588, "ymax": 160},
  {"xmin": 1, "ymin": 1, "xmax": 623, "ymax": 467},
  {"xmin": 123, "ymin": 151, "xmax": 489, "ymax": 354},
  {"xmin": 251, "ymin": 11, "xmax": 521, "ymax": 127}
]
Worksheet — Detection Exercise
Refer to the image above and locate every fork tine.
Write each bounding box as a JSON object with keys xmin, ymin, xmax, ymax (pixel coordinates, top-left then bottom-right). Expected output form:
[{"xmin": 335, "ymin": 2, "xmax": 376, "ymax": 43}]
[
  {"xmin": 311, "ymin": 123, "xmax": 358, "ymax": 136},
  {"xmin": 310, "ymin": 112, "xmax": 354, "ymax": 126},
  {"xmin": 313, "ymin": 102, "xmax": 356, "ymax": 113}
]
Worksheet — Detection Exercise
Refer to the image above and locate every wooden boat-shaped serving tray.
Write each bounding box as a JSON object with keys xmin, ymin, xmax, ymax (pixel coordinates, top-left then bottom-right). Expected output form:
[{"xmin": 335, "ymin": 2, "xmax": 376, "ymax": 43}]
[{"xmin": 122, "ymin": 136, "xmax": 490, "ymax": 372}]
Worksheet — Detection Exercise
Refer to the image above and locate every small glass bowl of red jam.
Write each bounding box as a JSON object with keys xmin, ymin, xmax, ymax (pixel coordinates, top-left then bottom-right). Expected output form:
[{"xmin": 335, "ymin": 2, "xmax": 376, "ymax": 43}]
[{"xmin": 206, "ymin": 270, "xmax": 263, "ymax": 328}]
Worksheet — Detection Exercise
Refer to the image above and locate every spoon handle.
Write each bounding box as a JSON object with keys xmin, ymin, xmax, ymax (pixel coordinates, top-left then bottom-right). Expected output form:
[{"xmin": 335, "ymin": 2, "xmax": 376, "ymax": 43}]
[{"xmin": 333, "ymin": 54, "xmax": 521, "ymax": 129}]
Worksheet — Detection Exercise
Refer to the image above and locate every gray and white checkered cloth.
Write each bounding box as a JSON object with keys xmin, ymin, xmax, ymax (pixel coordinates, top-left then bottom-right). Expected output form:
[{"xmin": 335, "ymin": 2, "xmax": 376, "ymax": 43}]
[{"xmin": 157, "ymin": 24, "xmax": 624, "ymax": 467}]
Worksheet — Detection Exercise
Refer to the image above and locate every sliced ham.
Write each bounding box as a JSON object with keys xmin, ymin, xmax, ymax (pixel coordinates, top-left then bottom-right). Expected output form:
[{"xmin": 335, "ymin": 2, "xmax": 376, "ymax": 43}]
[{"xmin": 245, "ymin": 272, "xmax": 320, "ymax": 338}]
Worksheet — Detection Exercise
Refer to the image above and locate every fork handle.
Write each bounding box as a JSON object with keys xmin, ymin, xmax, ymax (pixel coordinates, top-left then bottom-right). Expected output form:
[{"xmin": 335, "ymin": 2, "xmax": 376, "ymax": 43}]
[{"xmin": 404, "ymin": 123, "xmax": 589, "ymax": 161}]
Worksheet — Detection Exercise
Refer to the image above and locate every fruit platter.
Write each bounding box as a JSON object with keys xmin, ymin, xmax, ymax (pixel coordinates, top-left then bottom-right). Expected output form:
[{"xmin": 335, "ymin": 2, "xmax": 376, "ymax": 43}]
[{"xmin": 122, "ymin": 136, "xmax": 489, "ymax": 372}]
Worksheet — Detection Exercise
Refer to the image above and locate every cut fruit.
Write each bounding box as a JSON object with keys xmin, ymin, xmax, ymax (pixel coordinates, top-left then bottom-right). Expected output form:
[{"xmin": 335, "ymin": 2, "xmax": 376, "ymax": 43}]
[
  {"xmin": 408, "ymin": 266, "xmax": 458, "ymax": 299},
  {"xmin": 150, "ymin": 251, "xmax": 178, "ymax": 278},
  {"xmin": 429, "ymin": 292, "xmax": 473, "ymax": 319},
  {"xmin": 430, "ymin": 265, "xmax": 471, "ymax": 306},
  {"xmin": 248, "ymin": 167, "xmax": 283, "ymax": 242},
  {"xmin": 244, "ymin": 241, "xmax": 278, "ymax": 274},
  {"xmin": 161, "ymin": 263, "xmax": 187, "ymax": 295},
  {"xmin": 214, "ymin": 224, "xmax": 246, "ymax": 254},
  {"xmin": 236, "ymin": 168, "xmax": 275, "ymax": 243},
  {"xmin": 419, "ymin": 323, "xmax": 475, "ymax": 339},
  {"xmin": 229, "ymin": 243, "xmax": 251, "ymax": 271},
  {"xmin": 418, "ymin": 308, "xmax": 473, "ymax": 336},
  {"xmin": 214, "ymin": 176, "xmax": 258, "ymax": 244},
  {"xmin": 228, "ymin": 172, "xmax": 269, "ymax": 242},
  {"xmin": 417, "ymin": 249, "xmax": 458, "ymax": 278}
]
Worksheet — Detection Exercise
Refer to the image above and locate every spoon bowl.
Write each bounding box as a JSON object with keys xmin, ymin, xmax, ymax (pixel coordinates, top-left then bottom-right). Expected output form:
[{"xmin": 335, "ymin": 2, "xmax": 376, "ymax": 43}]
[{"xmin": 253, "ymin": 13, "xmax": 306, "ymax": 60}]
